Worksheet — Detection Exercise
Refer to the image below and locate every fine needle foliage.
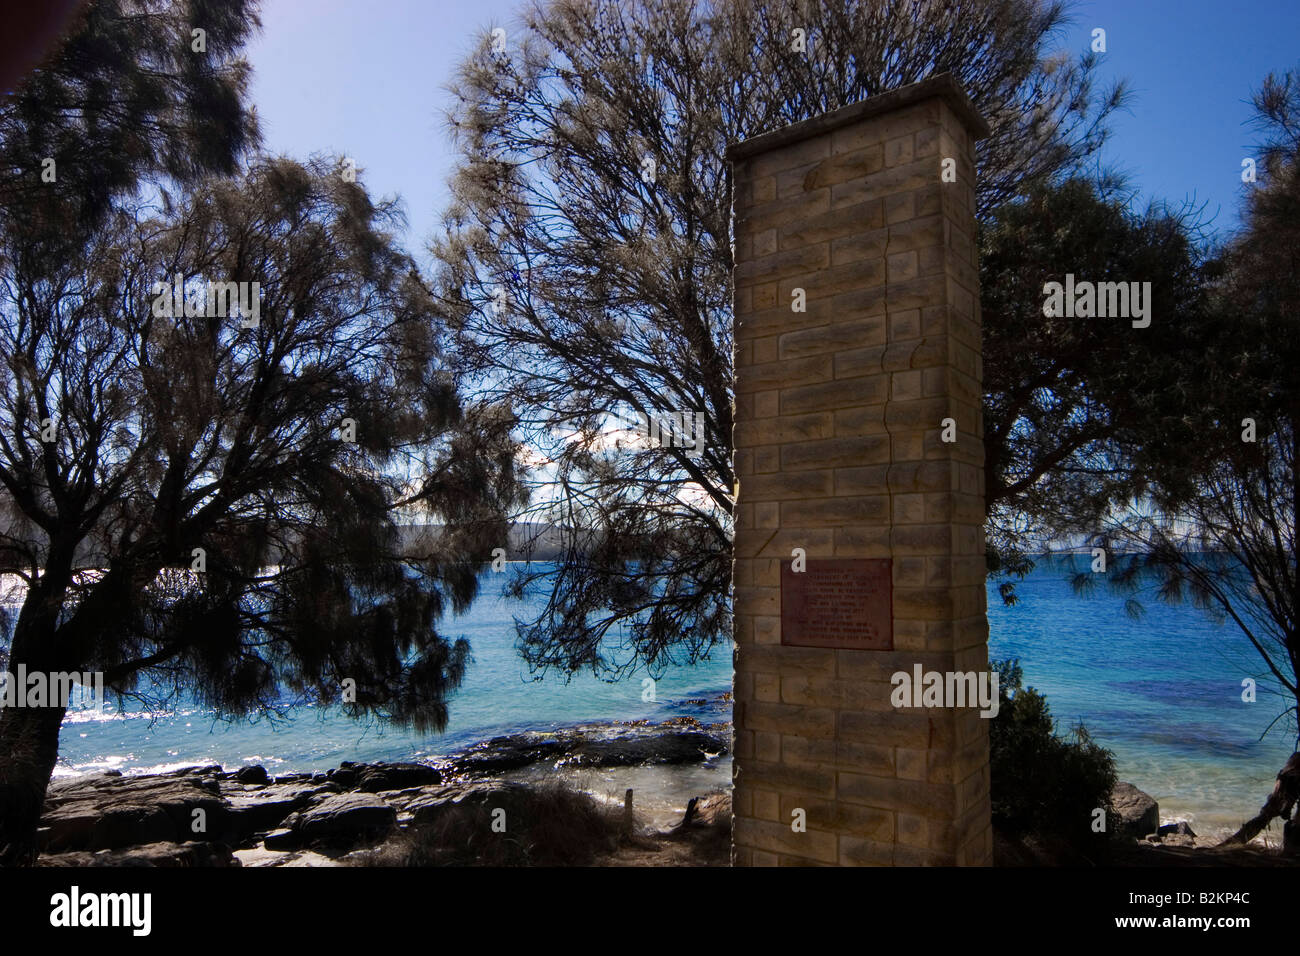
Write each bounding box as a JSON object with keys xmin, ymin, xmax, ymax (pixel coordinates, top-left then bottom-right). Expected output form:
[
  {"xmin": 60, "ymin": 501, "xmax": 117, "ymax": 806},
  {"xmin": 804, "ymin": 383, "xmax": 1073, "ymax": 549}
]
[
  {"xmin": 1087, "ymin": 66, "xmax": 1300, "ymax": 851},
  {"xmin": 433, "ymin": 0, "xmax": 1133, "ymax": 676},
  {"xmin": 0, "ymin": 0, "xmax": 526, "ymax": 865}
]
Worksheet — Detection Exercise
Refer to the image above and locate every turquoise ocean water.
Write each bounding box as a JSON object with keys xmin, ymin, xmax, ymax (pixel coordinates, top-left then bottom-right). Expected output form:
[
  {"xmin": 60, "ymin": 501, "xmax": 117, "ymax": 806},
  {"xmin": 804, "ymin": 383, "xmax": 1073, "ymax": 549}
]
[
  {"xmin": 15, "ymin": 559, "xmax": 1296, "ymax": 840},
  {"xmin": 986, "ymin": 558, "xmax": 1291, "ymax": 839}
]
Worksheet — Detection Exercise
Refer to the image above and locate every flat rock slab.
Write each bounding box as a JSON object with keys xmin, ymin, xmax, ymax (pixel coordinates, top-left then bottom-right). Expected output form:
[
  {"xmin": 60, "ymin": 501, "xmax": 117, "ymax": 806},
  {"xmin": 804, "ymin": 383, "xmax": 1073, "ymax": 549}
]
[
  {"xmin": 37, "ymin": 841, "xmax": 239, "ymax": 867},
  {"xmin": 405, "ymin": 781, "xmax": 534, "ymax": 827},
  {"xmin": 291, "ymin": 792, "xmax": 397, "ymax": 846},
  {"xmin": 224, "ymin": 782, "xmax": 340, "ymax": 835},
  {"xmin": 37, "ymin": 727, "xmax": 724, "ymax": 860},
  {"xmin": 448, "ymin": 727, "xmax": 728, "ymax": 775},
  {"xmin": 354, "ymin": 761, "xmax": 443, "ymax": 792},
  {"xmin": 234, "ymin": 846, "xmax": 342, "ymax": 868},
  {"xmin": 42, "ymin": 772, "xmax": 229, "ymax": 852}
]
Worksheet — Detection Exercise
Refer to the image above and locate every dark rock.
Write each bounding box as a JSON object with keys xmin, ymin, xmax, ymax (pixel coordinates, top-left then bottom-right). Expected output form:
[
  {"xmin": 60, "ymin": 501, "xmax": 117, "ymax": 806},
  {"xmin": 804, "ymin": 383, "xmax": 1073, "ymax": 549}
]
[
  {"xmin": 263, "ymin": 827, "xmax": 300, "ymax": 850},
  {"xmin": 1112, "ymin": 782, "xmax": 1160, "ymax": 839},
  {"xmin": 679, "ymin": 791, "xmax": 730, "ymax": 828},
  {"xmin": 406, "ymin": 782, "xmax": 533, "ymax": 828},
  {"xmin": 327, "ymin": 767, "xmax": 358, "ymax": 787},
  {"xmin": 156, "ymin": 764, "xmax": 222, "ymax": 778},
  {"xmin": 225, "ymin": 783, "xmax": 337, "ymax": 837},
  {"xmin": 235, "ymin": 765, "xmax": 269, "ymax": 785},
  {"xmin": 38, "ymin": 841, "xmax": 239, "ymax": 867},
  {"xmin": 37, "ymin": 718, "xmax": 733, "ymax": 862},
  {"xmin": 355, "ymin": 762, "xmax": 441, "ymax": 792},
  {"xmin": 1150, "ymin": 821, "xmax": 1198, "ymax": 848},
  {"xmin": 447, "ymin": 725, "xmax": 729, "ymax": 776},
  {"xmin": 91, "ymin": 805, "xmax": 176, "ymax": 850},
  {"xmin": 293, "ymin": 792, "xmax": 396, "ymax": 846},
  {"xmin": 41, "ymin": 774, "xmax": 231, "ymax": 852},
  {"xmin": 269, "ymin": 772, "xmax": 314, "ymax": 785},
  {"xmin": 381, "ymin": 786, "xmax": 431, "ymax": 802}
]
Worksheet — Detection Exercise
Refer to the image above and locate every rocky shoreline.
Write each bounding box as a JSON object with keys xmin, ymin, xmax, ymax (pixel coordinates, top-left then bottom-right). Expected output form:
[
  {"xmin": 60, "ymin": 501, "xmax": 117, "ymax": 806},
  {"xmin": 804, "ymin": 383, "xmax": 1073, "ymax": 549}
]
[
  {"xmin": 995, "ymin": 779, "xmax": 1296, "ymax": 866},
  {"xmin": 33, "ymin": 715, "xmax": 1292, "ymax": 866},
  {"xmin": 36, "ymin": 718, "xmax": 732, "ymax": 867}
]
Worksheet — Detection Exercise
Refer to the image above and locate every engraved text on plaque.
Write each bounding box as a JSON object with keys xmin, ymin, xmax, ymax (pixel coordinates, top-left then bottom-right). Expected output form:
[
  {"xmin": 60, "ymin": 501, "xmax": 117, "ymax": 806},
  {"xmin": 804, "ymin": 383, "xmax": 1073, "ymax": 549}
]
[{"xmin": 780, "ymin": 558, "xmax": 893, "ymax": 650}]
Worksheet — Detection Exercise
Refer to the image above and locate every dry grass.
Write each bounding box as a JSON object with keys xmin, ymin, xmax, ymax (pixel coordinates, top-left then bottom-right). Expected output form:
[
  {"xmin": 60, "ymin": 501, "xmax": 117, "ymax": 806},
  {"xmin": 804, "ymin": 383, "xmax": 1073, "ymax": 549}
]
[{"xmin": 356, "ymin": 782, "xmax": 625, "ymax": 867}]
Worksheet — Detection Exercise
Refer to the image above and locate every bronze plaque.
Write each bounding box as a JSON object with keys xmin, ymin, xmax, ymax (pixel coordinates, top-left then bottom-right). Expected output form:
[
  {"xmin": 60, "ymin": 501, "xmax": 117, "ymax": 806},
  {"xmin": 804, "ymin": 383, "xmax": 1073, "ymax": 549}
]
[{"xmin": 780, "ymin": 558, "xmax": 893, "ymax": 649}]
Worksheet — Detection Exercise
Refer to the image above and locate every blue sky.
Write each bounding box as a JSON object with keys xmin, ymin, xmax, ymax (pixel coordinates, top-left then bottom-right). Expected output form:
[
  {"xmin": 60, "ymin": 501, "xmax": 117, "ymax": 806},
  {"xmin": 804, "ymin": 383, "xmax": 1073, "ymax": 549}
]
[{"xmin": 246, "ymin": 0, "xmax": 1300, "ymax": 257}]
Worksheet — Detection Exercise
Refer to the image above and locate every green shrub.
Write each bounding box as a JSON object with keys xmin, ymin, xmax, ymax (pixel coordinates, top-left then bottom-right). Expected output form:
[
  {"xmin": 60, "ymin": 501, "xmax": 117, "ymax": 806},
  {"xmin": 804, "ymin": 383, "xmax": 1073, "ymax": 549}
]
[{"xmin": 989, "ymin": 659, "xmax": 1118, "ymax": 849}]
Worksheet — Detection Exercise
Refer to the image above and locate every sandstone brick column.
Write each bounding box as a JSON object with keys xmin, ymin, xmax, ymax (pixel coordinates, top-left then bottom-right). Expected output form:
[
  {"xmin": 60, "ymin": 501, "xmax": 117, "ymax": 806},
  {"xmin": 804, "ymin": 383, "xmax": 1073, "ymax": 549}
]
[{"xmin": 728, "ymin": 74, "xmax": 992, "ymax": 866}]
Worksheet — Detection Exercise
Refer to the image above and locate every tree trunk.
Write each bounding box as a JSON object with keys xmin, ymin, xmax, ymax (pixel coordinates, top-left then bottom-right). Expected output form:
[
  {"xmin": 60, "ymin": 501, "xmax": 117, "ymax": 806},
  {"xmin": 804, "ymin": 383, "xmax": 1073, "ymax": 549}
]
[
  {"xmin": 0, "ymin": 544, "xmax": 78, "ymax": 866},
  {"xmin": 1220, "ymin": 751, "xmax": 1300, "ymax": 852},
  {"xmin": 0, "ymin": 702, "xmax": 66, "ymax": 866}
]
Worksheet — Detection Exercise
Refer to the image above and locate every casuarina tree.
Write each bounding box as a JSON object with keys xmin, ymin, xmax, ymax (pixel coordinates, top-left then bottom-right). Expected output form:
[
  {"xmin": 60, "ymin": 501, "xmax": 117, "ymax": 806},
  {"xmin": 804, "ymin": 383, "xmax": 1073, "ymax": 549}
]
[
  {"xmin": 1093, "ymin": 67, "xmax": 1300, "ymax": 852},
  {"xmin": 432, "ymin": 0, "xmax": 1142, "ymax": 676},
  {"xmin": 0, "ymin": 1, "xmax": 523, "ymax": 865},
  {"xmin": 0, "ymin": 155, "xmax": 524, "ymax": 865}
]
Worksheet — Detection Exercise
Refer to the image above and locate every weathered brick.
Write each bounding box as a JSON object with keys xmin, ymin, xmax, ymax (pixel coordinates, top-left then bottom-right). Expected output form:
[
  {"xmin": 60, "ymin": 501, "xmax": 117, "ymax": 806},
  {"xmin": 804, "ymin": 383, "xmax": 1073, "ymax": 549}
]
[
  {"xmin": 782, "ymin": 378, "xmax": 887, "ymax": 415},
  {"xmin": 838, "ymin": 835, "xmax": 895, "ymax": 866},
  {"xmin": 733, "ymin": 411, "xmax": 833, "ymax": 448},
  {"xmin": 834, "ymin": 344, "xmax": 885, "ymax": 380},
  {"xmin": 734, "ymin": 242, "xmax": 831, "ymax": 285},
  {"xmin": 830, "ymin": 100, "xmax": 940, "ymax": 154},
  {"xmin": 779, "ymin": 315, "xmax": 886, "ymax": 359},
  {"xmin": 734, "ymin": 816, "xmax": 839, "ymax": 864},
  {"xmin": 778, "ymin": 199, "xmax": 884, "ymax": 251},
  {"xmin": 801, "ymin": 144, "xmax": 885, "ymax": 190},
  {"xmin": 884, "ymin": 190, "xmax": 915, "ymax": 224},
  {"xmin": 736, "ymin": 188, "xmax": 831, "ymax": 235},
  {"xmin": 780, "ymin": 674, "xmax": 893, "ymax": 709},
  {"xmin": 833, "ymin": 739, "xmax": 897, "ymax": 777},
  {"xmin": 755, "ymin": 733, "xmax": 782, "ymax": 768},
  {"xmin": 739, "ymin": 468, "xmax": 834, "ymax": 500},
  {"xmin": 734, "ymin": 354, "xmax": 833, "ymax": 394},
  {"xmin": 884, "ymin": 134, "xmax": 915, "ymax": 168},
  {"xmin": 731, "ymin": 76, "xmax": 990, "ymax": 868},
  {"xmin": 831, "ymin": 158, "xmax": 936, "ymax": 209},
  {"xmin": 748, "ymin": 134, "xmax": 832, "ymax": 179},
  {"xmin": 788, "ymin": 798, "xmax": 895, "ymax": 842},
  {"xmin": 832, "ymin": 404, "xmax": 886, "ymax": 437},
  {"xmin": 744, "ymin": 758, "xmax": 837, "ymax": 796},
  {"xmin": 740, "ymin": 644, "xmax": 837, "ymax": 677},
  {"xmin": 781, "ymin": 436, "xmax": 890, "ymax": 470},
  {"xmin": 838, "ymin": 772, "xmax": 958, "ymax": 818},
  {"xmin": 820, "ymin": 272, "xmax": 948, "ymax": 319},
  {"xmin": 832, "ymin": 464, "xmax": 890, "ymax": 496},
  {"xmin": 781, "ymin": 734, "xmax": 837, "ymax": 767},
  {"xmin": 887, "ymin": 250, "xmax": 919, "ymax": 284}
]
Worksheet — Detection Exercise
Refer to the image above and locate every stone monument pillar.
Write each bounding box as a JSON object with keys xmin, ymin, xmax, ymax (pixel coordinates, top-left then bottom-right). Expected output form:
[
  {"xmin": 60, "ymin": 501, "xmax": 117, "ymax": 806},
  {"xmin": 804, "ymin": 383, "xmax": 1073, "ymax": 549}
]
[{"xmin": 728, "ymin": 74, "xmax": 992, "ymax": 866}]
